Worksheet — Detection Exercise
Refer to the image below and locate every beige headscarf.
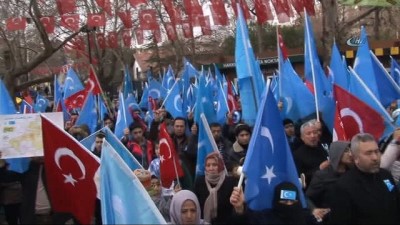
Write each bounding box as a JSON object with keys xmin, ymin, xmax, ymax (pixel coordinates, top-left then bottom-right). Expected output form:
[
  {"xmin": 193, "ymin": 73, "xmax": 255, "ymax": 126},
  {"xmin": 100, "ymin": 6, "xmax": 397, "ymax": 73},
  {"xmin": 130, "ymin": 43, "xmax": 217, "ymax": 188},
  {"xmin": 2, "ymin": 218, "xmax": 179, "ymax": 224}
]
[{"xmin": 203, "ymin": 152, "xmax": 226, "ymax": 223}]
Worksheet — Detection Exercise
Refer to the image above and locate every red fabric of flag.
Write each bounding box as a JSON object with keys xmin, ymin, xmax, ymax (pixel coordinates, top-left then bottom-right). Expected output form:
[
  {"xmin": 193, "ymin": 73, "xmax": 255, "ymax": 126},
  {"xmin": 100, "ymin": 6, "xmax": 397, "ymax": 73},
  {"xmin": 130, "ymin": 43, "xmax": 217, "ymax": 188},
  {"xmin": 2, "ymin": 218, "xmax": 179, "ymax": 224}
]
[
  {"xmin": 96, "ymin": 33, "xmax": 106, "ymax": 49},
  {"xmin": 6, "ymin": 17, "xmax": 27, "ymax": 31},
  {"xmin": 182, "ymin": 21, "xmax": 193, "ymax": 38},
  {"xmin": 128, "ymin": 0, "xmax": 147, "ymax": 8},
  {"xmin": 122, "ymin": 29, "xmax": 131, "ymax": 47},
  {"xmin": 231, "ymin": 0, "xmax": 251, "ymax": 20},
  {"xmin": 164, "ymin": 23, "xmax": 177, "ymax": 41},
  {"xmin": 41, "ymin": 115, "xmax": 99, "ymax": 225},
  {"xmin": 201, "ymin": 16, "xmax": 212, "ymax": 35},
  {"xmin": 87, "ymin": 13, "xmax": 106, "ymax": 28},
  {"xmin": 302, "ymin": 0, "xmax": 315, "ymax": 16},
  {"xmin": 40, "ymin": 16, "xmax": 55, "ymax": 33},
  {"xmin": 333, "ymin": 102, "xmax": 348, "ymax": 141},
  {"xmin": 95, "ymin": 0, "xmax": 113, "ymax": 16},
  {"xmin": 60, "ymin": 14, "xmax": 80, "ymax": 31},
  {"xmin": 107, "ymin": 32, "xmax": 118, "ymax": 48},
  {"xmin": 159, "ymin": 122, "xmax": 184, "ymax": 188},
  {"xmin": 334, "ymin": 84, "xmax": 385, "ymax": 141},
  {"xmin": 277, "ymin": 30, "xmax": 289, "ymax": 60},
  {"xmin": 56, "ymin": 0, "xmax": 76, "ymax": 15},
  {"xmin": 86, "ymin": 66, "xmax": 102, "ymax": 95},
  {"xmin": 254, "ymin": 0, "xmax": 274, "ymax": 25},
  {"xmin": 64, "ymin": 89, "xmax": 88, "ymax": 110},
  {"xmin": 139, "ymin": 9, "xmax": 158, "ymax": 30},
  {"xmin": 135, "ymin": 29, "xmax": 144, "ymax": 45},
  {"xmin": 117, "ymin": 11, "xmax": 133, "ymax": 28}
]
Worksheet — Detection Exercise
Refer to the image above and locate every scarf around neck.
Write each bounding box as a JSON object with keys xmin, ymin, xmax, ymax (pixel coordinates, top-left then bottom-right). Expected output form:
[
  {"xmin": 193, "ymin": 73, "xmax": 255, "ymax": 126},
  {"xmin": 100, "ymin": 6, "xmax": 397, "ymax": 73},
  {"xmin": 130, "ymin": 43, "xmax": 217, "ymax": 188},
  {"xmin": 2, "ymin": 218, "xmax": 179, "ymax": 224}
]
[{"xmin": 204, "ymin": 171, "xmax": 226, "ymax": 223}]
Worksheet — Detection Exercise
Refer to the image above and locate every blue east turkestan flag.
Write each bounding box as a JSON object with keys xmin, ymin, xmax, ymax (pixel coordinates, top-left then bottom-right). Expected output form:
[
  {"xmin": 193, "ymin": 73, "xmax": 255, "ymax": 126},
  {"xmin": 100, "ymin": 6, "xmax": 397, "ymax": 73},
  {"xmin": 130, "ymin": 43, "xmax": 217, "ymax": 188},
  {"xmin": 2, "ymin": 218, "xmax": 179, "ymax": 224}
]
[
  {"xmin": 390, "ymin": 56, "xmax": 400, "ymax": 86},
  {"xmin": 75, "ymin": 93, "xmax": 98, "ymax": 134},
  {"xmin": 235, "ymin": 5, "xmax": 260, "ymax": 126},
  {"xmin": 330, "ymin": 42, "xmax": 349, "ymax": 89},
  {"xmin": 80, "ymin": 127, "xmax": 142, "ymax": 170},
  {"xmin": 100, "ymin": 140, "xmax": 166, "ymax": 224},
  {"xmin": 242, "ymin": 84, "xmax": 306, "ymax": 210},
  {"xmin": 163, "ymin": 80, "xmax": 184, "ymax": 118},
  {"xmin": 63, "ymin": 68, "xmax": 84, "ymax": 99},
  {"xmin": 195, "ymin": 113, "xmax": 216, "ymax": 176},
  {"xmin": 114, "ymin": 92, "xmax": 133, "ymax": 140},
  {"xmin": 123, "ymin": 66, "xmax": 135, "ymax": 99}
]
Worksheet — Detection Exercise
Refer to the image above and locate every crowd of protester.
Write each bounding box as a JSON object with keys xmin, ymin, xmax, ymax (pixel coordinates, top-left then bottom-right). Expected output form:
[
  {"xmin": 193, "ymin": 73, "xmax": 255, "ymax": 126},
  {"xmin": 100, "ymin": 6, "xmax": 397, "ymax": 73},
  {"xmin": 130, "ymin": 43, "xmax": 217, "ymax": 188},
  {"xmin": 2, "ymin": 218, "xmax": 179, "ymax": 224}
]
[{"xmin": 0, "ymin": 95, "xmax": 399, "ymax": 225}]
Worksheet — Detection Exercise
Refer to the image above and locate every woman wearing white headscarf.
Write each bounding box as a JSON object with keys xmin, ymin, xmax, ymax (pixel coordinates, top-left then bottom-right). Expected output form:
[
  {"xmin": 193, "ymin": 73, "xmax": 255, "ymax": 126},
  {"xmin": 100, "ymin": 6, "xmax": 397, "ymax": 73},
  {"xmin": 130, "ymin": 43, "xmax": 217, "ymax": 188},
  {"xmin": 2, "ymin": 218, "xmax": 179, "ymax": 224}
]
[{"xmin": 169, "ymin": 190, "xmax": 205, "ymax": 225}]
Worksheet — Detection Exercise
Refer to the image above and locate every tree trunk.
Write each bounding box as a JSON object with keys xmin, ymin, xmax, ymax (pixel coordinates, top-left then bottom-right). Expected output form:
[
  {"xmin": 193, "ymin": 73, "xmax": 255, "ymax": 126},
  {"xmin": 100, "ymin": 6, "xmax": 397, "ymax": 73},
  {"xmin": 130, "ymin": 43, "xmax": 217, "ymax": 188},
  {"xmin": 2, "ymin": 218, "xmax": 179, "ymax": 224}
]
[{"xmin": 320, "ymin": 0, "xmax": 338, "ymax": 65}]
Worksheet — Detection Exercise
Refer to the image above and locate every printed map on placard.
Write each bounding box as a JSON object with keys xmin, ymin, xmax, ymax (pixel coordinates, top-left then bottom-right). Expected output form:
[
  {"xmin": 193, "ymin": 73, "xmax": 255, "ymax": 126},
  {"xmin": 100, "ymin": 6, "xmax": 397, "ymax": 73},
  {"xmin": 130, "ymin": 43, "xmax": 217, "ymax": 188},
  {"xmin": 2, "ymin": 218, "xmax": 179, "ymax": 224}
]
[
  {"xmin": 0, "ymin": 114, "xmax": 43, "ymax": 158},
  {"xmin": 0, "ymin": 112, "xmax": 64, "ymax": 159}
]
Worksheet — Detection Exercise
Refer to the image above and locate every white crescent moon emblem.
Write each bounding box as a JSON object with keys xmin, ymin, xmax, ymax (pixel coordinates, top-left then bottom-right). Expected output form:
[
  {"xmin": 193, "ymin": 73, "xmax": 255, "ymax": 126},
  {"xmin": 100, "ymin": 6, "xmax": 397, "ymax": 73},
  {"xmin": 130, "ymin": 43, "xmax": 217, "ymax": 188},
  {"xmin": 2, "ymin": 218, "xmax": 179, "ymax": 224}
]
[
  {"xmin": 13, "ymin": 18, "xmax": 22, "ymax": 24},
  {"xmin": 284, "ymin": 97, "xmax": 293, "ymax": 114},
  {"xmin": 91, "ymin": 15, "xmax": 103, "ymax": 23},
  {"xmin": 261, "ymin": 126, "xmax": 274, "ymax": 153},
  {"xmin": 167, "ymin": 76, "xmax": 174, "ymax": 87},
  {"xmin": 87, "ymin": 79, "xmax": 95, "ymax": 92},
  {"xmin": 142, "ymin": 13, "xmax": 153, "ymax": 22},
  {"xmin": 159, "ymin": 138, "xmax": 172, "ymax": 159},
  {"xmin": 149, "ymin": 89, "xmax": 161, "ymax": 99},
  {"xmin": 65, "ymin": 17, "xmax": 76, "ymax": 25},
  {"xmin": 97, "ymin": 35, "xmax": 104, "ymax": 42},
  {"xmin": 340, "ymin": 107, "xmax": 364, "ymax": 132},
  {"xmin": 174, "ymin": 95, "xmax": 182, "ymax": 112},
  {"xmin": 38, "ymin": 98, "xmax": 47, "ymax": 106},
  {"xmin": 216, "ymin": 101, "xmax": 220, "ymax": 113},
  {"xmin": 54, "ymin": 147, "xmax": 86, "ymax": 180},
  {"xmin": 75, "ymin": 94, "xmax": 84, "ymax": 102},
  {"xmin": 41, "ymin": 17, "xmax": 50, "ymax": 25}
]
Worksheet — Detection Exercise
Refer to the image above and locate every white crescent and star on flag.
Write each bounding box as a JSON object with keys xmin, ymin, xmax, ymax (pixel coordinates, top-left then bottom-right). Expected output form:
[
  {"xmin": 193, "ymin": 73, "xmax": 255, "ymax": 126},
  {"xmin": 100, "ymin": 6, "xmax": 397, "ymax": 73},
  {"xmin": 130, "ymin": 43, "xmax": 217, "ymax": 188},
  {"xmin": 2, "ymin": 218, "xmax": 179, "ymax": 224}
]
[
  {"xmin": 260, "ymin": 126, "xmax": 276, "ymax": 184},
  {"xmin": 54, "ymin": 147, "xmax": 87, "ymax": 186}
]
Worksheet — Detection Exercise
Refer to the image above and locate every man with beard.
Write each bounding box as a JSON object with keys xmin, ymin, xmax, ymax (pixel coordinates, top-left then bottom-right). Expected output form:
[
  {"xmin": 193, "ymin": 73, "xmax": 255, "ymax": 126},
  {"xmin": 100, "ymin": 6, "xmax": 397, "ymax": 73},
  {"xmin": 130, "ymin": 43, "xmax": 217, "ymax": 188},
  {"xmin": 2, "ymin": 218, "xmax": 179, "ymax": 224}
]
[{"xmin": 329, "ymin": 133, "xmax": 400, "ymax": 224}]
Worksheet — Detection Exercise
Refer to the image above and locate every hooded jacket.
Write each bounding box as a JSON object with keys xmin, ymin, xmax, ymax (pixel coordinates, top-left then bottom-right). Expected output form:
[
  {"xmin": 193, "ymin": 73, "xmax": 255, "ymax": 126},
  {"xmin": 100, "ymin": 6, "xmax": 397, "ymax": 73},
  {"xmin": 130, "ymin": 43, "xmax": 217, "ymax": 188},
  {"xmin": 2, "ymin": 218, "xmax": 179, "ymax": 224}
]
[{"xmin": 306, "ymin": 141, "xmax": 350, "ymax": 208}]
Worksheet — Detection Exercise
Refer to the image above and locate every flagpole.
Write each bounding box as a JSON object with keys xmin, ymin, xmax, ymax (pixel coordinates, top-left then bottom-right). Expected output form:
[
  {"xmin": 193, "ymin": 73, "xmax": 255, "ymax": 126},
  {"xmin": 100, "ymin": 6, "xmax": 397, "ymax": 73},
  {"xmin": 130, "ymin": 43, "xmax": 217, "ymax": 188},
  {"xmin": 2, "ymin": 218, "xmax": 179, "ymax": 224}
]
[
  {"xmin": 200, "ymin": 114, "xmax": 228, "ymax": 175},
  {"xmin": 160, "ymin": 79, "xmax": 179, "ymax": 109},
  {"xmin": 219, "ymin": 81, "xmax": 230, "ymax": 114},
  {"xmin": 276, "ymin": 26, "xmax": 282, "ymax": 100},
  {"xmin": 172, "ymin": 156, "xmax": 181, "ymax": 188},
  {"xmin": 304, "ymin": 10, "xmax": 320, "ymax": 122}
]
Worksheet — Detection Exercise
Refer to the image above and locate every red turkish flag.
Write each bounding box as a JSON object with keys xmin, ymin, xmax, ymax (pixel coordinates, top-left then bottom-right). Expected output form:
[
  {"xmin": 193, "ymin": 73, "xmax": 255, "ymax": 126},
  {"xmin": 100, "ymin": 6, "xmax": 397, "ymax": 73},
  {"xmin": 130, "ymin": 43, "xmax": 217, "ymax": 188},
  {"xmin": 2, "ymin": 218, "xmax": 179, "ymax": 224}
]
[
  {"xmin": 333, "ymin": 102, "xmax": 349, "ymax": 141},
  {"xmin": 277, "ymin": 29, "xmax": 288, "ymax": 60},
  {"xmin": 254, "ymin": 0, "xmax": 274, "ymax": 25},
  {"xmin": 153, "ymin": 29, "xmax": 162, "ymax": 43},
  {"xmin": 107, "ymin": 31, "xmax": 118, "ymax": 48},
  {"xmin": 96, "ymin": 33, "xmax": 106, "ymax": 49},
  {"xmin": 41, "ymin": 115, "xmax": 99, "ymax": 225},
  {"xmin": 164, "ymin": 23, "xmax": 177, "ymax": 41},
  {"xmin": 6, "ymin": 17, "xmax": 27, "ymax": 31},
  {"xmin": 302, "ymin": 0, "xmax": 315, "ymax": 16},
  {"xmin": 87, "ymin": 13, "xmax": 106, "ymax": 28},
  {"xmin": 334, "ymin": 84, "xmax": 385, "ymax": 141},
  {"xmin": 139, "ymin": 9, "xmax": 158, "ymax": 30},
  {"xmin": 231, "ymin": 0, "xmax": 251, "ymax": 20},
  {"xmin": 210, "ymin": 0, "xmax": 228, "ymax": 26},
  {"xmin": 117, "ymin": 11, "xmax": 133, "ymax": 28},
  {"xmin": 227, "ymin": 81, "xmax": 239, "ymax": 112},
  {"xmin": 69, "ymin": 36, "xmax": 86, "ymax": 51},
  {"xmin": 159, "ymin": 122, "xmax": 184, "ymax": 188},
  {"xmin": 95, "ymin": 0, "xmax": 113, "ymax": 16},
  {"xmin": 40, "ymin": 16, "xmax": 55, "ymax": 34},
  {"xmin": 86, "ymin": 66, "xmax": 103, "ymax": 95},
  {"xmin": 128, "ymin": 0, "xmax": 147, "ymax": 8},
  {"xmin": 182, "ymin": 21, "xmax": 193, "ymax": 38},
  {"xmin": 60, "ymin": 14, "xmax": 80, "ymax": 31},
  {"xmin": 56, "ymin": 0, "xmax": 76, "ymax": 15},
  {"xmin": 271, "ymin": 0, "xmax": 293, "ymax": 23},
  {"xmin": 122, "ymin": 29, "xmax": 131, "ymax": 47},
  {"xmin": 170, "ymin": 6, "xmax": 183, "ymax": 25},
  {"xmin": 135, "ymin": 29, "xmax": 144, "ymax": 45},
  {"xmin": 64, "ymin": 89, "xmax": 88, "ymax": 110},
  {"xmin": 201, "ymin": 16, "xmax": 212, "ymax": 36}
]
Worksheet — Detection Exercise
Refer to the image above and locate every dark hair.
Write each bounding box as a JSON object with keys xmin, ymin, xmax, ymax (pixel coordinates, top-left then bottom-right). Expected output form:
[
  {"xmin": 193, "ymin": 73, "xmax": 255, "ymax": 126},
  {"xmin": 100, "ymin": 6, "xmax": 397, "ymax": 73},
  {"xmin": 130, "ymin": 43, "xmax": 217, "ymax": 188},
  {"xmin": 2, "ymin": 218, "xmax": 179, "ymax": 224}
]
[
  {"xmin": 209, "ymin": 122, "xmax": 222, "ymax": 128},
  {"xmin": 96, "ymin": 131, "xmax": 106, "ymax": 139},
  {"xmin": 103, "ymin": 114, "xmax": 114, "ymax": 122},
  {"xmin": 283, "ymin": 118, "xmax": 294, "ymax": 126},
  {"xmin": 129, "ymin": 122, "xmax": 143, "ymax": 132},
  {"xmin": 173, "ymin": 117, "xmax": 186, "ymax": 125},
  {"xmin": 234, "ymin": 123, "xmax": 251, "ymax": 137}
]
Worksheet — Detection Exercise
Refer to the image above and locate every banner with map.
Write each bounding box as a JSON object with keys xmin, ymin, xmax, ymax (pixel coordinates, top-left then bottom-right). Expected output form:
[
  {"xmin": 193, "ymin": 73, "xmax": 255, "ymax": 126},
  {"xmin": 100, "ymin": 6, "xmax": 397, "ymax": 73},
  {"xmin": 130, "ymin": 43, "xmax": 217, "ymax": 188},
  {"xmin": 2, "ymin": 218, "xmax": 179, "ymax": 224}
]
[{"xmin": 0, "ymin": 112, "xmax": 63, "ymax": 159}]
